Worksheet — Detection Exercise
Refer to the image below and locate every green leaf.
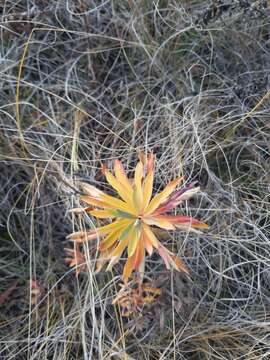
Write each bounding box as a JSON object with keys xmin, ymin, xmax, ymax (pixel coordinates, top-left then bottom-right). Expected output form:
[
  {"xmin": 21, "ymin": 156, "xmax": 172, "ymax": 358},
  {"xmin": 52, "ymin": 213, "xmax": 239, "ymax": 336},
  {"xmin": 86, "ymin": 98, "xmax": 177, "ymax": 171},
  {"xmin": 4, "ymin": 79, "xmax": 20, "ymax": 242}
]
[{"xmin": 114, "ymin": 210, "xmax": 136, "ymax": 219}]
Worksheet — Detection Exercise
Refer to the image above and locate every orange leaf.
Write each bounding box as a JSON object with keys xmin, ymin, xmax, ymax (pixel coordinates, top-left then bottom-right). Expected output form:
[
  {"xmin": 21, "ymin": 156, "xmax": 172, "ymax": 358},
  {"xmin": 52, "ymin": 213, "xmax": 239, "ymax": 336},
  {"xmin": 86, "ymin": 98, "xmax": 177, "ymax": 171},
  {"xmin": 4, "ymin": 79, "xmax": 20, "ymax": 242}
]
[
  {"xmin": 67, "ymin": 229, "xmax": 100, "ymax": 242},
  {"xmin": 170, "ymin": 254, "xmax": 189, "ymax": 274},
  {"xmin": 133, "ymin": 236, "xmax": 145, "ymax": 270},
  {"xmin": 146, "ymin": 153, "xmax": 155, "ymax": 173},
  {"xmin": 123, "ymin": 255, "xmax": 135, "ymax": 282}
]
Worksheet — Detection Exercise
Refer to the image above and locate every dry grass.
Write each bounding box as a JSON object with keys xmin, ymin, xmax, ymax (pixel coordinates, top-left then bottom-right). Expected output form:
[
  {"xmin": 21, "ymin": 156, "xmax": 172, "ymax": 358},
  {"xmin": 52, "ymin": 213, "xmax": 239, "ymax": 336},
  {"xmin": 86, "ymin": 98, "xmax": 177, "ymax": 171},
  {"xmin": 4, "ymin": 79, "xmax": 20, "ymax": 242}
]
[{"xmin": 0, "ymin": 1, "xmax": 270, "ymax": 359}]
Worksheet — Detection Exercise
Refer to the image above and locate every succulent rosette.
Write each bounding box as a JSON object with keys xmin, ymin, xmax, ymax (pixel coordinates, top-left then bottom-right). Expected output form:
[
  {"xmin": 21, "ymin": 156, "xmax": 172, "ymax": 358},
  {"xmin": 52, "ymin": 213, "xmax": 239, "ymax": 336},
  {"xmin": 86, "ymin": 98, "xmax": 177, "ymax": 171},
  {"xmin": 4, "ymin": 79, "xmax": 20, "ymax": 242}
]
[{"xmin": 67, "ymin": 153, "xmax": 208, "ymax": 281}]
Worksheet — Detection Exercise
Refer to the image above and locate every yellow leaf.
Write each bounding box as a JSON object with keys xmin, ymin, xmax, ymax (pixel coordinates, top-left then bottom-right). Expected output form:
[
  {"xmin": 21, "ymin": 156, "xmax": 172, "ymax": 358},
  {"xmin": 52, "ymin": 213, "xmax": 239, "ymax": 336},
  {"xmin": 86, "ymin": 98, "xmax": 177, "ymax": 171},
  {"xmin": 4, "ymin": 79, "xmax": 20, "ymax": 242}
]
[
  {"xmin": 127, "ymin": 223, "xmax": 141, "ymax": 257},
  {"xmin": 143, "ymin": 296, "xmax": 156, "ymax": 303},
  {"xmin": 114, "ymin": 159, "xmax": 133, "ymax": 192},
  {"xmin": 110, "ymin": 223, "xmax": 133, "ymax": 257},
  {"xmin": 103, "ymin": 167, "xmax": 135, "ymax": 208},
  {"xmin": 89, "ymin": 209, "xmax": 116, "ymax": 218},
  {"xmin": 142, "ymin": 286, "xmax": 161, "ymax": 295},
  {"xmin": 142, "ymin": 170, "xmax": 154, "ymax": 210},
  {"xmin": 142, "ymin": 224, "xmax": 159, "ymax": 248},
  {"xmin": 145, "ymin": 176, "xmax": 183, "ymax": 215},
  {"xmin": 114, "ymin": 210, "xmax": 136, "ymax": 219},
  {"xmin": 133, "ymin": 161, "xmax": 143, "ymax": 211},
  {"xmin": 132, "ymin": 185, "xmax": 141, "ymax": 214},
  {"xmin": 100, "ymin": 193, "xmax": 136, "ymax": 214},
  {"xmin": 99, "ymin": 218, "xmax": 132, "ymax": 235},
  {"xmin": 106, "ymin": 255, "xmax": 121, "ymax": 271},
  {"xmin": 111, "ymin": 236, "xmax": 128, "ymax": 258},
  {"xmin": 100, "ymin": 227, "xmax": 125, "ymax": 251}
]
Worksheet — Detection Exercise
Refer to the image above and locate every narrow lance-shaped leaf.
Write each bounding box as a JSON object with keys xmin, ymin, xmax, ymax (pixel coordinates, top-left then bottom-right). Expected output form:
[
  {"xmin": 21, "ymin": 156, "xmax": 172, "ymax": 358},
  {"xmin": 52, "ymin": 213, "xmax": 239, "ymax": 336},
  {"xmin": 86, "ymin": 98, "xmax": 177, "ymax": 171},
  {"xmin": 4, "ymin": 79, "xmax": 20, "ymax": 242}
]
[
  {"xmin": 114, "ymin": 160, "xmax": 133, "ymax": 192},
  {"xmin": 103, "ymin": 166, "xmax": 135, "ymax": 208},
  {"xmin": 133, "ymin": 161, "xmax": 144, "ymax": 212},
  {"xmin": 100, "ymin": 193, "xmax": 136, "ymax": 214},
  {"xmin": 110, "ymin": 223, "xmax": 133, "ymax": 257},
  {"xmin": 142, "ymin": 223, "xmax": 159, "ymax": 248},
  {"xmin": 142, "ymin": 170, "xmax": 154, "ymax": 210},
  {"xmin": 127, "ymin": 222, "xmax": 141, "ymax": 257},
  {"xmin": 145, "ymin": 176, "xmax": 184, "ymax": 215},
  {"xmin": 100, "ymin": 225, "xmax": 130, "ymax": 251},
  {"xmin": 123, "ymin": 254, "xmax": 135, "ymax": 282}
]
